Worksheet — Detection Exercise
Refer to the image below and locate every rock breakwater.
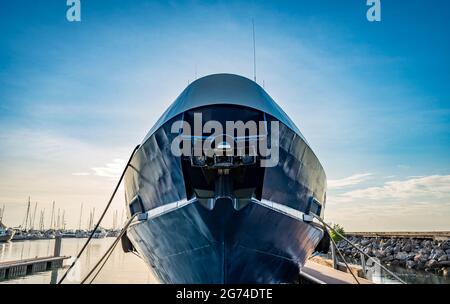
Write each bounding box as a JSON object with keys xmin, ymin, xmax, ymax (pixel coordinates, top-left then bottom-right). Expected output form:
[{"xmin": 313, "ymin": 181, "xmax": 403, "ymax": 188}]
[{"xmin": 336, "ymin": 236, "xmax": 450, "ymax": 277}]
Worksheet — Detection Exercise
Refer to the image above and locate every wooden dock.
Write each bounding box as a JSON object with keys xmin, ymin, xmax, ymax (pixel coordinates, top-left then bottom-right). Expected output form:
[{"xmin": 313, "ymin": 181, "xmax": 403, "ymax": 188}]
[
  {"xmin": 0, "ymin": 256, "xmax": 70, "ymax": 281},
  {"xmin": 300, "ymin": 261, "xmax": 374, "ymax": 284}
]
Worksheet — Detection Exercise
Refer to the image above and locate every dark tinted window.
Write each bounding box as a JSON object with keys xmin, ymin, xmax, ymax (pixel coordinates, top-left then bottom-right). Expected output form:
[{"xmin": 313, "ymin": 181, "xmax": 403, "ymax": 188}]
[{"xmin": 184, "ymin": 105, "xmax": 265, "ymax": 137}]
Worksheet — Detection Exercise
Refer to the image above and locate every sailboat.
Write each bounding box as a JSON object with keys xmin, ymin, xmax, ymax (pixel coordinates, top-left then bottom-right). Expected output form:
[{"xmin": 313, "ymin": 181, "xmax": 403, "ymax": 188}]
[{"xmin": 0, "ymin": 221, "xmax": 15, "ymax": 243}]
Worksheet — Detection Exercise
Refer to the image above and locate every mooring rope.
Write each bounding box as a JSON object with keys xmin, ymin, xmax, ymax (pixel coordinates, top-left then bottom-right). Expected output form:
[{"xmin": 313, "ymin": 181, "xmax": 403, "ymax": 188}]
[
  {"xmin": 311, "ymin": 214, "xmax": 407, "ymax": 284},
  {"xmin": 326, "ymin": 227, "xmax": 360, "ymax": 284},
  {"xmin": 57, "ymin": 144, "xmax": 140, "ymax": 284},
  {"xmin": 82, "ymin": 213, "xmax": 138, "ymax": 284}
]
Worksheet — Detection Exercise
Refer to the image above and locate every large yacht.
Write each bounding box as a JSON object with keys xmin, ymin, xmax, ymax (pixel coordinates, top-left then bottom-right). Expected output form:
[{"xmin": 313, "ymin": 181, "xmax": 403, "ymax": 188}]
[{"xmin": 121, "ymin": 74, "xmax": 329, "ymax": 283}]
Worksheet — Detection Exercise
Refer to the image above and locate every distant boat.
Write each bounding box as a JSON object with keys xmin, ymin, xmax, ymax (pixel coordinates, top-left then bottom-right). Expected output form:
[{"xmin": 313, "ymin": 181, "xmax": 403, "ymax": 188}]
[
  {"xmin": 62, "ymin": 231, "xmax": 77, "ymax": 238},
  {"xmin": 0, "ymin": 221, "xmax": 15, "ymax": 243},
  {"xmin": 44, "ymin": 230, "xmax": 56, "ymax": 239},
  {"xmin": 91, "ymin": 228, "xmax": 107, "ymax": 239},
  {"xmin": 106, "ymin": 230, "xmax": 120, "ymax": 238},
  {"xmin": 11, "ymin": 230, "xmax": 27, "ymax": 241},
  {"xmin": 75, "ymin": 229, "xmax": 88, "ymax": 238}
]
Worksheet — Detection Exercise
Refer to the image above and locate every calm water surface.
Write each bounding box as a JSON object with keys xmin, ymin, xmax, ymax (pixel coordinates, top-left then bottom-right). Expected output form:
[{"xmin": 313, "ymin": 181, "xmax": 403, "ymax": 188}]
[
  {"xmin": 0, "ymin": 238, "xmax": 157, "ymax": 284},
  {"xmin": 1, "ymin": 239, "xmax": 449, "ymax": 284}
]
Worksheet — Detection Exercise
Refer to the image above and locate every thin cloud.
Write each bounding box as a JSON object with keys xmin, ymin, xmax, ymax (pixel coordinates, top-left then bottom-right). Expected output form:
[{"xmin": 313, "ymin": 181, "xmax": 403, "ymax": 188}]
[
  {"xmin": 327, "ymin": 173, "xmax": 372, "ymax": 189},
  {"xmin": 326, "ymin": 175, "xmax": 450, "ymax": 231},
  {"xmin": 91, "ymin": 159, "xmax": 126, "ymax": 179},
  {"xmin": 72, "ymin": 172, "xmax": 91, "ymax": 176},
  {"xmin": 340, "ymin": 175, "xmax": 450, "ymax": 201}
]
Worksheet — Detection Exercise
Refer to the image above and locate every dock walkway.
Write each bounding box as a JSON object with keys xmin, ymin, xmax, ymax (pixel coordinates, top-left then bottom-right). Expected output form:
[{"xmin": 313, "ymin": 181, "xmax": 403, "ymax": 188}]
[
  {"xmin": 0, "ymin": 256, "xmax": 70, "ymax": 280},
  {"xmin": 300, "ymin": 261, "xmax": 373, "ymax": 284}
]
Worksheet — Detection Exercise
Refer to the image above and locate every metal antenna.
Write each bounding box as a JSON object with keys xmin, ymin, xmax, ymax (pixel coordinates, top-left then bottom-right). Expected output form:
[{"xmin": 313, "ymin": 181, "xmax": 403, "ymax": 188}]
[{"xmin": 252, "ymin": 19, "xmax": 257, "ymax": 83}]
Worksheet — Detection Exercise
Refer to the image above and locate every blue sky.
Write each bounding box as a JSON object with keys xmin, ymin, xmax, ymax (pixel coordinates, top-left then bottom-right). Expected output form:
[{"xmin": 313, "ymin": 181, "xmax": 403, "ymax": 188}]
[{"xmin": 0, "ymin": 0, "xmax": 449, "ymax": 231}]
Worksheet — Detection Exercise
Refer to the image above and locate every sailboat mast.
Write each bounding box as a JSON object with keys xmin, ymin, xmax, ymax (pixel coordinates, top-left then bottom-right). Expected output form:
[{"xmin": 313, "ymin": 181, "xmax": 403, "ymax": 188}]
[
  {"xmin": 92, "ymin": 208, "xmax": 95, "ymax": 231},
  {"xmin": 0, "ymin": 204, "xmax": 4, "ymax": 222},
  {"xmin": 24, "ymin": 196, "xmax": 31, "ymax": 231},
  {"xmin": 31, "ymin": 202, "xmax": 38, "ymax": 230},
  {"xmin": 39, "ymin": 210, "xmax": 44, "ymax": 231},
  {"xmin": 57, "ymin": 208, "xmax": 60, "ymax": 230},
  {"xmin": 78, "ymin": 203, "xmax": 83, "ymax": 230},
  {"xmin": 50, "ymin": 201, "xmax": 55, "ymax": 230},
  {"xmin": 89, "ymin": 209, "xmax": 94, "ymax": 231},
  {"xmin": 62, "ymin": 210, "xmax": 65, "ymax": 230}
]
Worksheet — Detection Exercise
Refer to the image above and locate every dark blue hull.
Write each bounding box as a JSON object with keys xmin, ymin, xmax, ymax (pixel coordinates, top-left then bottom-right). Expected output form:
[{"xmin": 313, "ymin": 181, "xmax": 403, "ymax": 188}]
[
  {"xmin": 123, "ymin": 74, "xmax": 327, "ymax": 284},
  {"xmin": 128, "ymin": 199, "xmax": 322, "ymax": 283}
]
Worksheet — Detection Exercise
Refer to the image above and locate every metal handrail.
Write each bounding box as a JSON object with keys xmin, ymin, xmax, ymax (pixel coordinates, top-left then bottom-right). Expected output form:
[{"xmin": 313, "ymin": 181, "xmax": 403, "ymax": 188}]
[
  {"xmin": 311, "ymin": 214, "xmax": 407, "ymax": 284},
  {"xmin": 327, "ymin": 228, "xmax": 360, "ymax": 284}
]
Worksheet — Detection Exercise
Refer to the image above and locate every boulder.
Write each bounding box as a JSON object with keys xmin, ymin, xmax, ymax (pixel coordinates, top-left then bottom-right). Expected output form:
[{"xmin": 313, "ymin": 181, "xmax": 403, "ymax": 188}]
[
  {"xmin": 442, "ymin": 241, "xmax": 450, "ymax": 251},
  {"xmin": 414, "ymin": 254, "xmax": 428, "ymax": 263},
  {"xmin": 407, "ymin": 253, "xmax": 416, "ymax": 260},
  {"xmin": 384, "ymin": 246, "xmax": 394, "ymax": 255},
  {"xmin": 416, "ymin": 262, "xmax": 425, "ymax": 270},
  {"xmin": 382, "ymin": 255, "xmax": 394, "ymax": 262},
  {"xmin": 406, "ymin": 260, "xmax": 416, "ymax": 269},
  {"xmin": 371, "ymin": 240, "xmax": 379, "ymax": 249},
  {"xmin": 390, "ymin": 260, "xmax": 400, "ymax": 266},
  {"xmin": 395, "ymin": 252, "xmax": 408, "ymax": 261},
  {"xmin": 433, "ymin": 254, "xmax": 442, "ymax": 261},
  {"xmin": 438, "ymin": 255, "xmax": 448, "ymax": 262},
  {"xmin": 403, "ymin": 244, "xmax": 412, "ymax": 253},
  {"xmin": 430, "ymin": 250, "xmax": 445, "ymax": 260},
  {"xmin": 425, "ymin": 259, "xmax": 438, "ymax": 269},
  {"xmin": 361, "ymin": 239, "xmax": 371, "ymax": 246},
  {"xmin": 376, "ymin": 250, "xmax": 386, "ymax": 258},
  {"xmin": 438, "ymin": 261, "xmax": 450, "ymax": 267},
  {"xmin": 419, "ymin": 248, "xmax": 430, "ymax": 255}
]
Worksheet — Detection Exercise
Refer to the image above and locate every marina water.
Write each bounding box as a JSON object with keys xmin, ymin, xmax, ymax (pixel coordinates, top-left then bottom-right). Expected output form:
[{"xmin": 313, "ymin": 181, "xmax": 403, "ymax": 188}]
[
  {"xmin": 0, "ymin": 238, "xmax": 157, "ymax": 284},
  {"xmin": 1, "ymin": 238, "xmax": 449, "ymax": 284}
]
